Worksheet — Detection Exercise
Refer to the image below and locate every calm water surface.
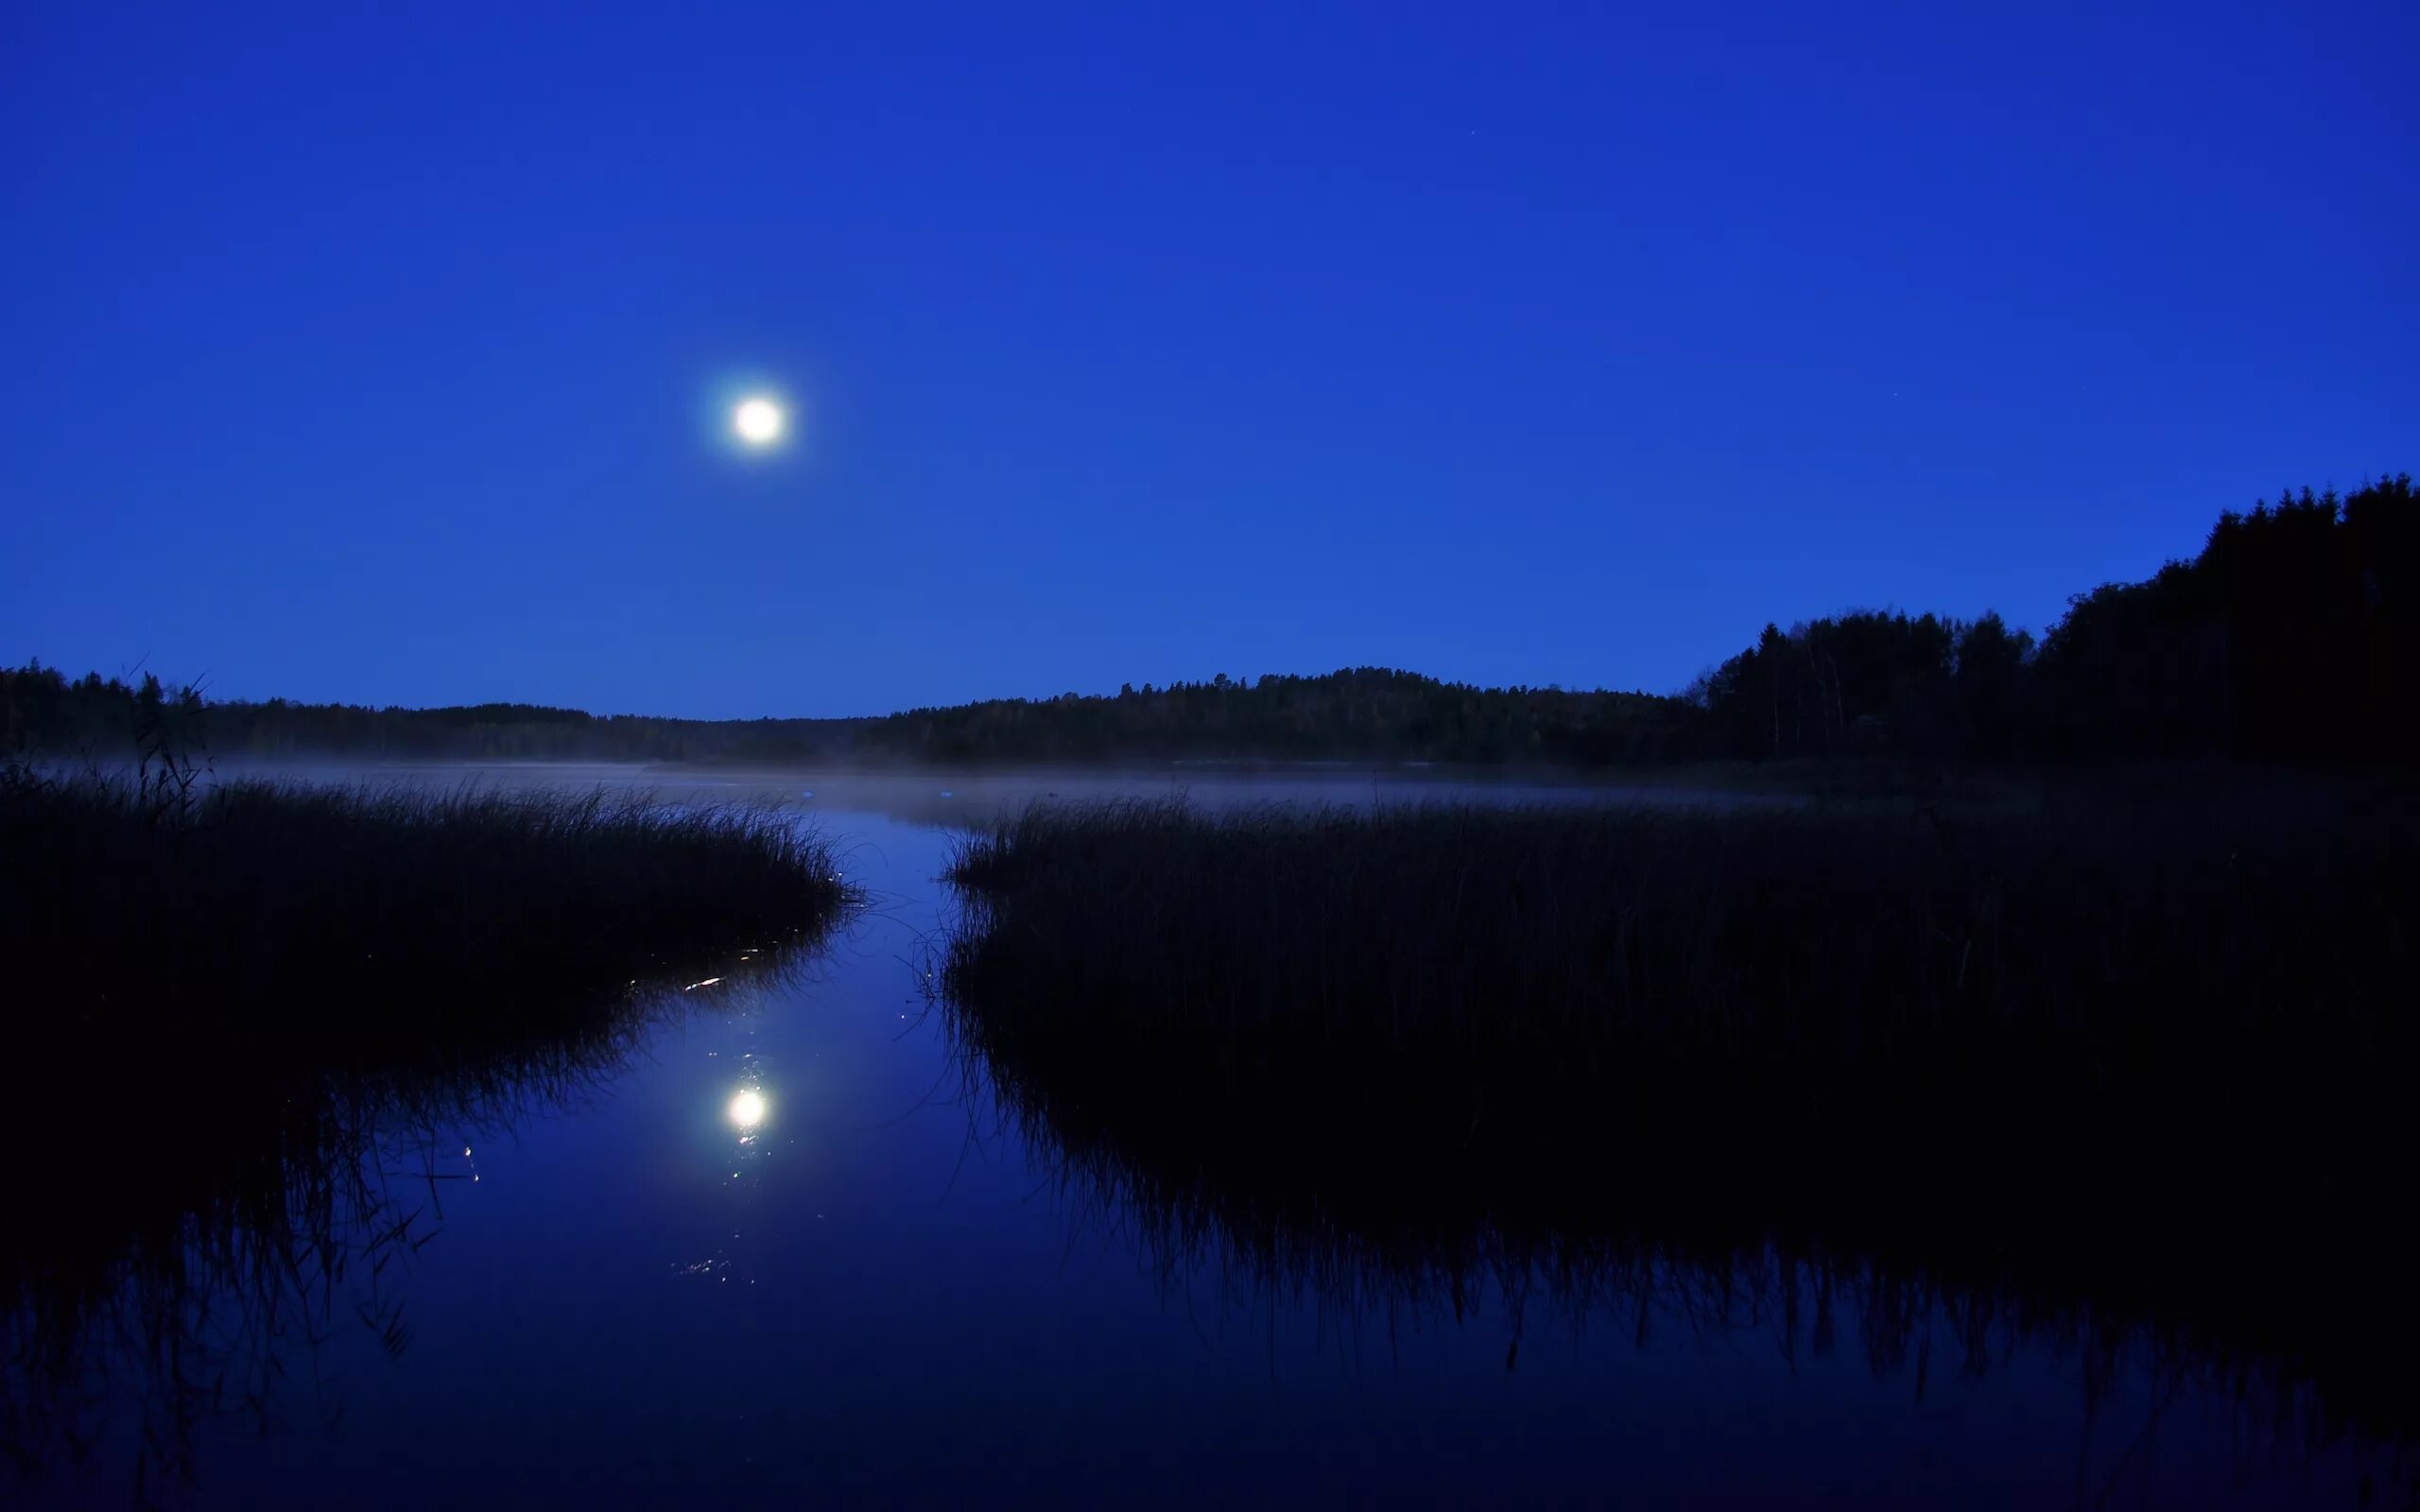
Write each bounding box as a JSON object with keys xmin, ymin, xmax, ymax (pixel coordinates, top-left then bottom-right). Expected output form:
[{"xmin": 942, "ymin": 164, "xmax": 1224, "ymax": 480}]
[{"xmin": 13, "ymin": 768, "xmax": 2397, "ymax": 1508}]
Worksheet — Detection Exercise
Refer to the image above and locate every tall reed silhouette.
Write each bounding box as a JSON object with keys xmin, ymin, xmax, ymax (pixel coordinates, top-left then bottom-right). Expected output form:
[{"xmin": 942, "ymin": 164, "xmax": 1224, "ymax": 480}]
[
  {"xmin": 0, "ymin": 768, "xmax": 861, "ymax": 1503},
  {"xmin": 941, "ymin": 795, "xmax": 2419, "ymax": 1446}
]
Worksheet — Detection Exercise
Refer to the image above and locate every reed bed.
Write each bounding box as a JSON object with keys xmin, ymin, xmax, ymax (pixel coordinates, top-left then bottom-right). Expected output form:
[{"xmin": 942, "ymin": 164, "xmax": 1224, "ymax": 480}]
[
  {"xmin": 1, "ymin": 770, "xmax": 858, "ymax": 1069},
  {"xmin": 946, "ymin": 793, "xmax": 2410, "ymax": 1148},
  {"xmin": 0, "ymin": 768, "xmax": 860, "ymax": 1492},
  {"xmin": 942, "ymin": 791, "xmax": 2418, "ymax": 1431}
]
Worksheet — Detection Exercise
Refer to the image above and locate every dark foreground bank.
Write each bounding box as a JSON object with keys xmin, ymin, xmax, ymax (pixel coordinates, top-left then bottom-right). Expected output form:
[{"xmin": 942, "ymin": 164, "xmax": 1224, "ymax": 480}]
[
  {"xmin": 942, "ymin": 790, "xmax": 2419, "ymax": 1437},
  {"xmin": 1, "ymin": 768, "xmax": 857, "ymax": 1063},
  {"xmin": 0, "ymin": 768, "xmax": 862, "ymax": 1496}
]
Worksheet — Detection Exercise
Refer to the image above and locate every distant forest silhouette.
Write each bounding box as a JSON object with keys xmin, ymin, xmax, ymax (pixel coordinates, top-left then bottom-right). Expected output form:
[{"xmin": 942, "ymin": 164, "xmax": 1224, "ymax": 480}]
[{"xmin": 8, "ymin": 475, "xmax": 2411, "ymax": 768}]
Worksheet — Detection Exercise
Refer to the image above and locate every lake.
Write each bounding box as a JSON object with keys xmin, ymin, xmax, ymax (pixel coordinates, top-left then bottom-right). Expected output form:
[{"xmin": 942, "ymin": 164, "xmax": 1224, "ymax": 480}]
[{"xmin": 7, "ymin": 765, "xmax": 2394, "ymax": 1509}]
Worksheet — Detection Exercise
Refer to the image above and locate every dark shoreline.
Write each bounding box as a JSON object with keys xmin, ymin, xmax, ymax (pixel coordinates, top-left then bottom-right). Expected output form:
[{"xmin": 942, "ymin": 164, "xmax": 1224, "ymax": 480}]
[
  {"xmin": 941, "ymin": 793, "xmax": 2419, "ymax": 1438},
  {"xmin": 0, "ymin": 769, "xmax": 866, "ymax": 1495}
]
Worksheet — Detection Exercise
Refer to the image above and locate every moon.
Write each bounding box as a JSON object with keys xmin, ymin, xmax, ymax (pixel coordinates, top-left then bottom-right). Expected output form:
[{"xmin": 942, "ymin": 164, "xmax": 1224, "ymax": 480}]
[
  {"xmin": 728, "ymin": 1089, "xmax": 767, "ymax": 1127},
  {"xmin": 733, "ymin": 396, "xmax": 785, "ymax": 447}
]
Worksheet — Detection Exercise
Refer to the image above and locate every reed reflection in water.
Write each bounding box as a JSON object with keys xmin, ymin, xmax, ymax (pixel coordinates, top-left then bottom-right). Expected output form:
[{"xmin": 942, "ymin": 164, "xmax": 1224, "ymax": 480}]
[{"xmin": 0, "ymin": 936, "xmax": 840, "ymax": 1505}]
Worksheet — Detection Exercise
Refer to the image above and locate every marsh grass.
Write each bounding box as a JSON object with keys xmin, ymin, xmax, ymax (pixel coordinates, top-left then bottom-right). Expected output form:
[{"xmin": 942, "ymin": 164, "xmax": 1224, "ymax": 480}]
[
  {"xmin": 2, "ymin": 770, "xmax": 856, "ymax": 1063},
  {"xmin": 0, "ymin": 769, "xmax": 861, "ymax": 1497},
  {"xmin": 942, "ymin": 791, "xmax": 2419, "ymax": 1435},
  {"xmin": 944, "ymin": 792, "xmax": 2412, "ymax": 1149}
]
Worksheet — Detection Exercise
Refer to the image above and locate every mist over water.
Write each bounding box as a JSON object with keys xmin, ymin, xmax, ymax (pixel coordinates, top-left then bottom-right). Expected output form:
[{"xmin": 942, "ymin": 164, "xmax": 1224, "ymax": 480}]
[
  {"xmin": 6, "ymin": 766, "xmax": 2400, "ymax": 1509},
  {"xmin": 214, "ymin": 759, "xmax": 1797, "ymax": 825}
]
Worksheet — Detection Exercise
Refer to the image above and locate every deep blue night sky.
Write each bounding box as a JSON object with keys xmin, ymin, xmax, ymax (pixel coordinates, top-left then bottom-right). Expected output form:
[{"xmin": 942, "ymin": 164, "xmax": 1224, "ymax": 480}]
[{"xmin": 6, "ymin": 2, "xmax": 2414, "ymax": 717}]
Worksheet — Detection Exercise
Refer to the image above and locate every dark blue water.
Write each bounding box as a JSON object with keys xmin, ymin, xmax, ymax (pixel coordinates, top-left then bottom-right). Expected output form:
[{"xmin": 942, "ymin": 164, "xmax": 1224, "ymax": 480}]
[{"xmin": 11, "ymin": 770, "xmax": 2399, "ymax": 1508}]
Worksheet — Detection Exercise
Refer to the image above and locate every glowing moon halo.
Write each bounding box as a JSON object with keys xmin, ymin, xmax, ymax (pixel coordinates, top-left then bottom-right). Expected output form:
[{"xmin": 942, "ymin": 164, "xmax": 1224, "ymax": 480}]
[
  {"xmin": 733, "ymin": 396, "xmax": 786, "ymax": 447},
  {"xmin": 729, "ymin": 1089, "xmax": 768, "ymax": 1127}
]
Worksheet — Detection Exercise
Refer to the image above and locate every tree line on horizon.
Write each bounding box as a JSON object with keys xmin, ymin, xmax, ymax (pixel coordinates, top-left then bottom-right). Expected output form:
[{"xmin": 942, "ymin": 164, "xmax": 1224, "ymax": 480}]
[
  {"xmin": 0, "ymin": 674, "xmax": 864, "ymax": 765},
  {"xmin": 1690, "ymin": 474, "xmax": 2414, "ymax": 765},
  {"xmin": 7, "ymin": 474, "xmax": 2411, "ymax": 769}
]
